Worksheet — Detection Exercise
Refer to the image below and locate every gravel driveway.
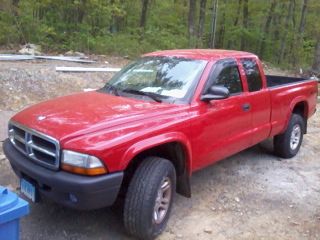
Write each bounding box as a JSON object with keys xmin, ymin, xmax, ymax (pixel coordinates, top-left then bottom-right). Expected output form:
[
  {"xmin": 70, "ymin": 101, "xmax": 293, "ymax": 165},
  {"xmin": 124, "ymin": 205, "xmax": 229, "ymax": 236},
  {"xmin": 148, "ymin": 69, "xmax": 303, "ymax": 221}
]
[{"xmin": 0, "ymin": 59, "xmax": 319, "ymax": 240}]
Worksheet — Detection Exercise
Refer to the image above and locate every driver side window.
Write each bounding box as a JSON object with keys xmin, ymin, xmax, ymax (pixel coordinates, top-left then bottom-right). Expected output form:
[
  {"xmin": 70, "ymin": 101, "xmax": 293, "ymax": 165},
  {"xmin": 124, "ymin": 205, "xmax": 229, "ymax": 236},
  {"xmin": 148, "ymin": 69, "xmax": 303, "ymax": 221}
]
[{"xmin": 214, "ymin": 62, "xmax": 243, "ymax": 94}]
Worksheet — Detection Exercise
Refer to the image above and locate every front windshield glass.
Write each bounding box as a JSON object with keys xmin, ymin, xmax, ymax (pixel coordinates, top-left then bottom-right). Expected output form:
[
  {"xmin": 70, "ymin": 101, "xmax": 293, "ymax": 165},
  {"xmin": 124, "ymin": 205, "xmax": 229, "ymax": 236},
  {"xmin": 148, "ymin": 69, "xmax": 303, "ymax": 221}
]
[{"xmin": 105, "ymin": 56, "xmax": 207, "ymax": 102}]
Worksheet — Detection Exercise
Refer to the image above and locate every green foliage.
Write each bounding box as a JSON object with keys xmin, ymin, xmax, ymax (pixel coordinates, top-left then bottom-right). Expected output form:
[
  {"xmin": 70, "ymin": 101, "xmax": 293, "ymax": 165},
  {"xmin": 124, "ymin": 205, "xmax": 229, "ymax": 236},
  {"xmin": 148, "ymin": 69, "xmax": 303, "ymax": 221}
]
[
  {"xmin": 0, "ymin": 0, "xmax": 319, "ymax": 68},
  {"xmin": 0, "ymin": 11, "xmax": 19, "ymax": 45}
]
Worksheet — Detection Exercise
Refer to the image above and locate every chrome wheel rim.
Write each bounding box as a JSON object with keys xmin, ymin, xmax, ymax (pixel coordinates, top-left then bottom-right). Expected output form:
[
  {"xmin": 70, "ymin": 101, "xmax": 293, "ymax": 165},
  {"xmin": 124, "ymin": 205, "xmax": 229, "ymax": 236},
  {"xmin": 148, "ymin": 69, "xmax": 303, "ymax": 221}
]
[
  {"xmin": 153, "ymin": 177, "xmax": 172, "ymax": 224},
  {"xmin": 290, "ymin": 124, "xmax": 301, "ymax": 150}
]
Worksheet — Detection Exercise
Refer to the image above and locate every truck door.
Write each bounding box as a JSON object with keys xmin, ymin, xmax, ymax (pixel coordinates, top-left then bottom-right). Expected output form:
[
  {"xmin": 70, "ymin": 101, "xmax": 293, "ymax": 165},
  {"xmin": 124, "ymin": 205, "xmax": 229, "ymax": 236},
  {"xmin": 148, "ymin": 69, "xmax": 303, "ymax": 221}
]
[
  {"xmin": 239, "ymin": 58, "xmax": 271, "ymax": 144},
  {"xmin": 193, "ymin": 59, "xmax": 253, "ymax": 169}
]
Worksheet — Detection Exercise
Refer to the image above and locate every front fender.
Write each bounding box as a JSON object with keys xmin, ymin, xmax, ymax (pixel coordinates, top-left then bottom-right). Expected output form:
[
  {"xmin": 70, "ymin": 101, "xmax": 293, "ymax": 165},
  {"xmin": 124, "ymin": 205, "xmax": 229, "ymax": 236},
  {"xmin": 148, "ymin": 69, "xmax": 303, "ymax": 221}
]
[{"xmin": 120, "ymin": 132, "xmax": 193, "ymax": 174}]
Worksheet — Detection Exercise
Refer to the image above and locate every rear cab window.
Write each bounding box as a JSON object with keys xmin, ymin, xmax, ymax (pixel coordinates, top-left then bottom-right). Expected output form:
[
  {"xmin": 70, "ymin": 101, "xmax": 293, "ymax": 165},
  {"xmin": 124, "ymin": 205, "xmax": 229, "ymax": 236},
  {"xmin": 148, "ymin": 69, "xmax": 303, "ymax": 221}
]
[
  {"xmin": 240, "ymin": 58, "xmax": 263, "ymax": 92},
  {"xmin": 205, "ymin": 59, "xmax": 243, "ymax": 95}
]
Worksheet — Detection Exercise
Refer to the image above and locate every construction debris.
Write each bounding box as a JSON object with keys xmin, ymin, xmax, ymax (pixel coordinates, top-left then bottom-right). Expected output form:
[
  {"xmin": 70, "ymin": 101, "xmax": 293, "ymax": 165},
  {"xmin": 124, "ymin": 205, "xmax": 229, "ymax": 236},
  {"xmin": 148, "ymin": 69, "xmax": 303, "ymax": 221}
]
[
  {"xmin": 35, "ymin": 56, "xmax": 95, "ymax": 63},
  {"xmin": 65, "ymin": 51, "xmax": 86, "ymax": 57},
  {"xmin": 19, "ymin": 43, "xmax": 42, "ymax": 55},
  {"xmin": 0, "ymin": 54, "xmax": 95, "ymax": 63},
  {"xmin": 56, "ymin": 67, "xmax": 121, "ymax": 72},
  {"xmin": 0, "ymin": 55, "xmax": 35, "ymax": 61}
]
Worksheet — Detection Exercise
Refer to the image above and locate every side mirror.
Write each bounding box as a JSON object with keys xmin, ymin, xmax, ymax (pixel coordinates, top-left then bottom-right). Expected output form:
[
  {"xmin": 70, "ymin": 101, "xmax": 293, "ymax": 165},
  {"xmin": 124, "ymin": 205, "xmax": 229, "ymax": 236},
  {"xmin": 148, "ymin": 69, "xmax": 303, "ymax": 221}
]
[{"xmin": 201, "ymin": 86, "xmax": 230, "ymax": 101}]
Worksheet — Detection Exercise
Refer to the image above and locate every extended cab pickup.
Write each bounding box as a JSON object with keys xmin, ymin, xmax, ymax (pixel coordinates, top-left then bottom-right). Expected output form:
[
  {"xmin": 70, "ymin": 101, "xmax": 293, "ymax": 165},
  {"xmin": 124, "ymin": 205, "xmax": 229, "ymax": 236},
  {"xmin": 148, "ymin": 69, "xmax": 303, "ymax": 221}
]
[{"xmin": 3, "ymin": 50, "xmax": 318, "ymax": 239}]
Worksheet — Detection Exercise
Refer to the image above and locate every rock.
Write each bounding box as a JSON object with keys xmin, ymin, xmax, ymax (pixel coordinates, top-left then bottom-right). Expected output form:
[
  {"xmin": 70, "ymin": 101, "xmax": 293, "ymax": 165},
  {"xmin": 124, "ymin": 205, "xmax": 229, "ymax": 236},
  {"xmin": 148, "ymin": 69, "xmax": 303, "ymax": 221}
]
[
  {"xmin": 19, "ymin": 43, "xmax": 42, "ymax": 55},
  {"xmin": 204, "ymin": 228, "xmax": 212, "ymax": 234},
  {"xmin": 235, "ymin": 197, "xmax": 240, "ymax": 202},
  {"xmin": 176, "ymin": 233, "xmax": 183, "ymax": 238},
  {"xmin": 65, "ymin": 50, "xmax": 74, "ymax": 56},
  {"xmin": 65, "ymin": 50, "xmax": 86, "ymax": 57},
  {"xmin": 289, "ymin": 204, "xmax": 294, "ymax": 208},
  {"xmin": 210, "ymin": 207, "xmax": 216, "ymax": 211}
]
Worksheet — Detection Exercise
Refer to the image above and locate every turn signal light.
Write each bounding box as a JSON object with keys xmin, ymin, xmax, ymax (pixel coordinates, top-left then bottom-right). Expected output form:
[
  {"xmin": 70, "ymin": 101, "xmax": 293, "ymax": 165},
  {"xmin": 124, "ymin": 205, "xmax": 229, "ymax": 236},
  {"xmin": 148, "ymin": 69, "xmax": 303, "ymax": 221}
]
[{"xmin": 61, "ymin": 163, "xmax": 107, "ymax": 176}]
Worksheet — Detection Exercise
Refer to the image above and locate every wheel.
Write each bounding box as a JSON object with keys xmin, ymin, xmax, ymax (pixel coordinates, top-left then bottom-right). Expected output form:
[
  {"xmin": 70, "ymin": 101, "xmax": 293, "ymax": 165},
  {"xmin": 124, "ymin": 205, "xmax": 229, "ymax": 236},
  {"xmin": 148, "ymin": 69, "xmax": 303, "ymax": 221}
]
[
  {"xmin": 274, "ymin": 113, "xmax": 305, "ymax": 158},
  {"xmin": 124, "ymin": 157, "xmax": 176, "ymax": 240}
]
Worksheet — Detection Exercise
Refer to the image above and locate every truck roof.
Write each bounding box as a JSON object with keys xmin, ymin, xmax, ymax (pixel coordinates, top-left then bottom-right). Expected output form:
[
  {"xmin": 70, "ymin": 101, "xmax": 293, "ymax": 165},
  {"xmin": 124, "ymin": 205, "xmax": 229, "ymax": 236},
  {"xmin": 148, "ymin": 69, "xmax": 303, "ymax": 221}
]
[{"xmin": 144, "ymin": 49, "xmax": 257, "ymax": 61}]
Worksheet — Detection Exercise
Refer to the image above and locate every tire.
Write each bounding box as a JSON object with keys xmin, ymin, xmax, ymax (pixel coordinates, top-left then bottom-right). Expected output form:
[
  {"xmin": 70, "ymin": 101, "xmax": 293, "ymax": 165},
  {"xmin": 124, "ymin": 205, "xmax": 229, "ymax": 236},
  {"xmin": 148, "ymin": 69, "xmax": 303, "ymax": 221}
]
[
  {"xmin": 274, "ymin": 113, "xmax": 305, "ymax": 159},
  {"xmin": 124, "ymin": 157, "xmax": 176, "ymax": 240}
]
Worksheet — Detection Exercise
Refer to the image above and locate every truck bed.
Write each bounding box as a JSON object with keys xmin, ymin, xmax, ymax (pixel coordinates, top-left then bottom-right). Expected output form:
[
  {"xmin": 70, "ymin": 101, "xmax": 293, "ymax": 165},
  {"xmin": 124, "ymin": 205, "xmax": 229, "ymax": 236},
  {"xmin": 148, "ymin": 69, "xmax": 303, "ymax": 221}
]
[{"xmin": 266, "ymin": 75, "xmax": 309, "ymax": 88}]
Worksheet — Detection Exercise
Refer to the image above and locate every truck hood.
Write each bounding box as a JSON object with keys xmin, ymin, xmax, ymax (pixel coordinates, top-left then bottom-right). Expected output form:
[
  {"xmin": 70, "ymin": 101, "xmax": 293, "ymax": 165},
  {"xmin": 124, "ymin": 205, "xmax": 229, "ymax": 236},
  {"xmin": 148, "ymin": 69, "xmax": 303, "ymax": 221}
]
[{"xmin": 11, "ymin": 91, "xmax": 178, "ymax": 142}]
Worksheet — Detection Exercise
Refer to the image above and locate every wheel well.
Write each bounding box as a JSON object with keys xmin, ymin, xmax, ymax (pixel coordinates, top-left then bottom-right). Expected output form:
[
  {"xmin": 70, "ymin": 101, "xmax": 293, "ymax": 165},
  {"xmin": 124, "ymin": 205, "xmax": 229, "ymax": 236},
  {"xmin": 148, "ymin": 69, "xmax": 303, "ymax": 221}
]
[
  {"xmin": 292, "ymin": 101, "xmax": 308, "ymax": 133},
  {"xmin": 122, "ymin": 142, "xmax": 191, "ymax": 198}
]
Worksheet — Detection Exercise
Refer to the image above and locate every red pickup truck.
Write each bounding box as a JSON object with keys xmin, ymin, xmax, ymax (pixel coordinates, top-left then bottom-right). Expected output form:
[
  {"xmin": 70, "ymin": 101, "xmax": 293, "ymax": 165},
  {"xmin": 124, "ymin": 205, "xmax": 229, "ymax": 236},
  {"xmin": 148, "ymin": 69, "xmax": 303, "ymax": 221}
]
[{"xmin": 3, "ymin": 49, "xmax": 318, "ymax": 239}]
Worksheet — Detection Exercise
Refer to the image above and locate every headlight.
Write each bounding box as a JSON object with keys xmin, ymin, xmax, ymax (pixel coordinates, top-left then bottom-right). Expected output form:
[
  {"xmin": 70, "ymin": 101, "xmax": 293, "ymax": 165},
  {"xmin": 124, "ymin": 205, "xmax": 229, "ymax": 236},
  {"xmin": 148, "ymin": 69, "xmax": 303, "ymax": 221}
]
[{"xmin": 61, "ymin": 150, "xmax": 107, "ymax": 176}]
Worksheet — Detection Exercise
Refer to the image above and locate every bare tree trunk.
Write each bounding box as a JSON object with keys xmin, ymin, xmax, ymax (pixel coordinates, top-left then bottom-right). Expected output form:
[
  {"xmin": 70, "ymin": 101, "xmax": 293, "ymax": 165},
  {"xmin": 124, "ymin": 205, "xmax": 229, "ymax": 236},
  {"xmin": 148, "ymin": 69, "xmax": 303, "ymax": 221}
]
[
  {"xmin": 12, "ymin": 0, "xmax": 20, "ymax": 16},
  {"xmin": 272, "ymin": 3, "xmax": 285, "ymax": 41},
  {"xmin": 188, "ymin": 0, "xmax": 197, "ymax": 47},
  {"xmin": 278, "ymin": 0, "xmax": 294, "ymax": 64},
  {"xmin": 240, "ymin": 0, "xmax": 249, "ymax": 50},
  {"xmin": 299, "ymin": 0, "xmax": 308, "ymax": 33},
  {"xmin": 227, "ymin": 0, "xmax": 242, "ymax": 49},
  {"xmin": 197, "ymin": 0, "xmax": 207, "ymax": 47},
  {"xmin": 233, "ymin": 0, "xmax": 241, "ymax": 27},
  {"xmin": 312, "ymin": 37, "xmax": 320, "ymax": 74},
  {"xmin": 209, "ymin": 0, "xmax": 218, "ymax": 48},
  {"xmin": 291, "ymin": 0, "xmax": 296, "ymax": 28},
  {"xmin": 259, "ymin": 0, "xmax": 277, "ymax": 58},
  {"xmin": 289, "ymin": 0, "xmax": 298, "ymax": 66},
  {"xmin": 217, "ymin": 0, "xmax": 226, "ymax": 48},
  {"xmin": 77, "ymin": 0, "xmax": 86, "ymax": 24},
  {"xmin": 290, "ymin": 0, "xmax": 308, "ymax": 67},
  {"xmin": 140, "ymin": 0, "xmax": 149, "ymax": 29}
]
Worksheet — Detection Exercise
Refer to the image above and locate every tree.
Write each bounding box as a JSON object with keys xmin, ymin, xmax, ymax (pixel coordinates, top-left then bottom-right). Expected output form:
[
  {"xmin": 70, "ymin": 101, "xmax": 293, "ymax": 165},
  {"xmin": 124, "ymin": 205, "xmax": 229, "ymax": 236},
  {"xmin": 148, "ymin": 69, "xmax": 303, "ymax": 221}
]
[
  {"xmin": 197, "ymin": 0, "xmax": 207, "ymax": 47},
  {"xmin": 217, "ymin": 0, "xmax": 226, "ymax": 48},
  {"xmin": 1, "ymin": 0, "xmax": 320, "ymax": 71},
  {"xmin": 140, "ymin": 0, "xmax": 149, "ymax": 29},
  {"xmin": 12, "ymin": 0, "xmax": 19, "ymax": 16},
  {"xmin": 278, "ymin": 0, "xmax": 295, "ymax": 64},
  {"xmin": 290, "ymin": 0, "xmax": 308, "ymax": 67},
  {"xmin": 188, "ymin": 0, "xmax": 196, "ymax": 47},
  {"xmin": 209, "ymin": 0, "xmax": 218, "ymax": 48},
  {"xmin": 312, "ymin": 37, "xmax": 320, "ymax": 73},
  {"xmin": 298, "ymin": 0, "xmax": 308, "ymax": 33},
  {"xmin": 259, "ymin": 0, "xmax": 277, "ymax": 58},
  {"xmin": 227, "ymin": 0, "xmax": 242, "ymax": 49},
  {"xmin": 240, "ymin": 0, "xmax": 248, "ymax": 50}
]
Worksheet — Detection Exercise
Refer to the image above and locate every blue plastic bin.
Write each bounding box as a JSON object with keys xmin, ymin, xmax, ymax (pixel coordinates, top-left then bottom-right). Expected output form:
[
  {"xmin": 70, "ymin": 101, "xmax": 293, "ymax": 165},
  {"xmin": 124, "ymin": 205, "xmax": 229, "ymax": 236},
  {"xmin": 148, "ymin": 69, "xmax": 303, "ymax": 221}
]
[{"xmin": 0, "ymin": 186, "xmax": 29, "ymax": 240}]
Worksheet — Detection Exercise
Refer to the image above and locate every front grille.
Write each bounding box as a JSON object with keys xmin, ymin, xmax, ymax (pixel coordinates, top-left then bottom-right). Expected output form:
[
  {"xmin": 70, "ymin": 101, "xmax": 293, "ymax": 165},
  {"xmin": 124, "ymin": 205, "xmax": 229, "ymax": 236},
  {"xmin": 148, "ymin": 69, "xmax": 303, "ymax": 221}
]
[{"xmin": 8, "ymin": 121, "xmax": 60, "ymax": 170}]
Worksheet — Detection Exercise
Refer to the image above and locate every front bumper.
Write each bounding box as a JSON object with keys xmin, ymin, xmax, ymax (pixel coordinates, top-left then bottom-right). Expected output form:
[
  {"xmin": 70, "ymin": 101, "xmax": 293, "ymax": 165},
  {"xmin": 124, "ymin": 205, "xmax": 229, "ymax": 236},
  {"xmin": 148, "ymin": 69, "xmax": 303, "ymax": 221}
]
[{"xmin": 3, "ymin": 139, "xmax": 123, "ymax": 210}]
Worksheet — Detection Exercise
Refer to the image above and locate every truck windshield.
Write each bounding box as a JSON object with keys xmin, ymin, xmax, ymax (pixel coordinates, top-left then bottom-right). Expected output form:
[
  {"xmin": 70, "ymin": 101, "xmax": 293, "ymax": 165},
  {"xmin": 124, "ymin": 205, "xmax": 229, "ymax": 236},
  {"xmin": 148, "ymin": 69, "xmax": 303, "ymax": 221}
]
[{"xmin": 103, "ymin": 56, "xmax": 207, "ymax": 103}]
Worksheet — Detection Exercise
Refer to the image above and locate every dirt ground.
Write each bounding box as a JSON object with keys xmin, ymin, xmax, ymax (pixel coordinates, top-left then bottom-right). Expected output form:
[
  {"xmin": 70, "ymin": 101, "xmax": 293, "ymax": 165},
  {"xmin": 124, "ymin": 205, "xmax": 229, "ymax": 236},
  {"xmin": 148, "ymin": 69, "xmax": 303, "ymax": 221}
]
[{"xmin": 0, "ymin": 58, "xmax": 319, "ymax": 240}]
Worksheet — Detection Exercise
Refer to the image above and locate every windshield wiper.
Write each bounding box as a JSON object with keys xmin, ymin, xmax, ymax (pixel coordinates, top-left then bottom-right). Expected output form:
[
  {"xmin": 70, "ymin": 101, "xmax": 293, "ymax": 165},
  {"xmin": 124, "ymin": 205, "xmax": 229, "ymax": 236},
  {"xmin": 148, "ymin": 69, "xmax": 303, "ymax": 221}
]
[
  {"xmin": 122, "ymin": 89, "xmax": 163, "ymax": 103},
  {"xmin": 103, "ymin": 83, "xmax": 120, "ymax": 96}
]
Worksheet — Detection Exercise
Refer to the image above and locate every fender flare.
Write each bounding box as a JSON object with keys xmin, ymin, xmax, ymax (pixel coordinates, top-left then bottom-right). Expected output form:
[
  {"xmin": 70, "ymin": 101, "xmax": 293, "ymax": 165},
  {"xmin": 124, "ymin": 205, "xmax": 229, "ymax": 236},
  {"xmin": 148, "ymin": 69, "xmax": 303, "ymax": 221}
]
[
  {"xmin": 283, "ymin": 96, "xmax": 308, "ymax": 132},
  {"xmin": 120, "ymin": 132, "xmax": 193, "ymax": 175}
]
